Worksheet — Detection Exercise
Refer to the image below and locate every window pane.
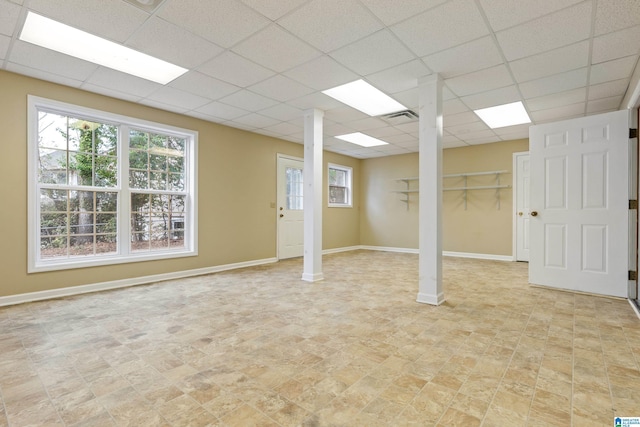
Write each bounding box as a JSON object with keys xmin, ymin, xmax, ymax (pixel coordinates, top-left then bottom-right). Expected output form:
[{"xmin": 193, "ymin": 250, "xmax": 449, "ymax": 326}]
[
  {"xmin": 40, "ymin": 189, "xmax": 68, "ymax": 212},
  {"xmin": 329, "ymin": 168, "xmax": 346, "ymax": 186},
  {"xmin": 329, "ymin": 186, "xmax": 347, "ymax": 204},
  {"xmin": 39, "ymin": 149, "xmax": 68, "ymax": 185},
  {"xmin": 96, "ymin": 234, "xmax": 117, "ymax": 254},
  {"xmin": 130, "ymin": 130, "xmax": 148, "ymax": 149},
  {"xmin": 94, "ymin": 155, "xmax": 117, "ymax": 187},
  {"xmin": 286, "ymin": 167, "xmax": 303, "ymax": 210}
]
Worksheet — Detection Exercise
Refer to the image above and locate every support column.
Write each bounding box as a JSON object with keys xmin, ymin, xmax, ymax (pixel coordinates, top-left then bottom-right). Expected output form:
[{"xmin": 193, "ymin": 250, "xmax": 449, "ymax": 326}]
[
  {"xmin": 417, "ymin": 74, "xmax": 445, "ymax": 305},
  {"xmin": 302, "ymin": 108, "xmax": 324, "ymax": 282}
]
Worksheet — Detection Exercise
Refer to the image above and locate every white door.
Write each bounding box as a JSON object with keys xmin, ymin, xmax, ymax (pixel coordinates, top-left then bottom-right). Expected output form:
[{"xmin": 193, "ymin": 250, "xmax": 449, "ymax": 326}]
[
  {"xmin": 277, "ymin": 155, "xmax": 304, "ymax": 259},
  {"xmin": 529, "ymin": 110, "xmax": 629, "ymax": 298},
  {"xmin": 514, "ymin": 152, "xmax": 531, "ymax": 262}
]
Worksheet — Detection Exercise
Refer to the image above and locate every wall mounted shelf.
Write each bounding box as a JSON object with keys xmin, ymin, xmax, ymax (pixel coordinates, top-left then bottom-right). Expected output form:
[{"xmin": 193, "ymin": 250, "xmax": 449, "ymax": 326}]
[
  {"xmin": 393, "ymin": 171, "xmax": 512, "ymax": 210},
  {"xmin": 443, "ymin": 170, "xmax": 510, "ymax": 210}
]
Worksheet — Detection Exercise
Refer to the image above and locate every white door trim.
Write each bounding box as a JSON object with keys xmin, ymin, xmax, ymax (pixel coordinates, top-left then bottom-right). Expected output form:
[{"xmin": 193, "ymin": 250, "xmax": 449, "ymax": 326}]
[{"xmin": 512, "ymin": 151, "xmax": 529, "ymax": 261}]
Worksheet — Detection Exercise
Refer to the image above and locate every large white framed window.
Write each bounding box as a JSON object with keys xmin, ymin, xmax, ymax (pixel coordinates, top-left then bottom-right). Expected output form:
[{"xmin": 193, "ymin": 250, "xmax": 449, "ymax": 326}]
[
  {"xmin": 28, "ymin": 96, "xmax": 198, "ymax": 272},
  {"xmin": 328, "ymin": 163, "xmax": 352, "ymax": 207}
]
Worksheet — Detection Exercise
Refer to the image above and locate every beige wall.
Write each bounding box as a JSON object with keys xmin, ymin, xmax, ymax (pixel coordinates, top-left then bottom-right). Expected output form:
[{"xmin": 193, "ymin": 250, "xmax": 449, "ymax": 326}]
[
  {"xmin": 360, "ymin": 139, "xmax": 529, "ymax": 255},
  {"xmin": 0, "ymin": 70, "xmax": 360, "ymax": 298}
]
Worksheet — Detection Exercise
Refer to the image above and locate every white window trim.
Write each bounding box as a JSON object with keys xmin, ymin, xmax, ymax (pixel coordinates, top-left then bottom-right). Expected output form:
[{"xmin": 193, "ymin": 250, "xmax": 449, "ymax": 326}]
[
  {"xmin": 27, "ymin": 95, "xmax": 198, "ymax": 273},
  {"xmin": 327, "ymin": 163, "xmax": 353, "ymax": 208}
]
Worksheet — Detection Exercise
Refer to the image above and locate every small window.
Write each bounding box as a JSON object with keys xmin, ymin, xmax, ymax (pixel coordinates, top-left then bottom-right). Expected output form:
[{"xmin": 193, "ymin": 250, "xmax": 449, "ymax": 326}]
[{"xmin": 328, "ymin": 164, "xmax": 352, "ymax": 207}]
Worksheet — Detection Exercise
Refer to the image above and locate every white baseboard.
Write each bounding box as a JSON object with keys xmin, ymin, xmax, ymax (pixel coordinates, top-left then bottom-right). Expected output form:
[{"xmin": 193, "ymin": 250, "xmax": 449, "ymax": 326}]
[
  {"xmin": 360, "ymin": 245, "xmax": 419, "ymax": 254},
  {"xmin": 442, "ymin": 251, "xmax": 513, "ymax": 262},
  {"xmin": 322, "ymin": 246, "xmax": 362, "ymax": 255},
  {"xmin": 0, "ymin": 257, "xmax": 278, "ymax": 307},
  {"xmin": 360, "ymin": 246, "xmax": 512, "ymax": 261}
]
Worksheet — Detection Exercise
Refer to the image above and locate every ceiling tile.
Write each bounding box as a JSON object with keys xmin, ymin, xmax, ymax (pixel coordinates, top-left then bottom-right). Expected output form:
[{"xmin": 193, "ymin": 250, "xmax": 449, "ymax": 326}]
[
  {"xmin": 323, "ymin": 106, "xmax": 370, "ymax": 123},
  {"xmin": 529, "ymin": 102, "xmax": 585, "ymax": 122},
  {"xmin": 345, "ymin": 117, "xmax": 388, "ymax": 131},
  {"xmin": 169, "ymin": 72, "xmax": 239, "ymax": 101},
  {"xmin": 28, "ymin": 0, "xmax": 147, "ymax": 43},
  {"xmin": 0, "ymin": 0, "xmax": 20, "ymax": 36},
  {"xmin": 262, "ymin": 121, "xmax": 303, "ymax": 136},
  {"xmin": 423, "ymin": 36, "xmax": 503, "ymax": 78},
  {"xmin": 391, "ymin": 0, "xmax": 489, "ymax": 57},
  {"xmin": 258, "ymin": 103, "xmax": 304, "ymax": 122},
  {"xmin": 80, "ymin": 83, "xmax": 143, "ymax": 103},
  {"xmin": 249, "ymin": 75, "xmax": 314, "ymax": 102},
  {"xmin": 126, "ymin": 17, "xmax": 224, "ymax": 69},
  {"xmin": 232, "ymin": 113, "xmax": 280, "ymax": 129},
  {"xmin": 8, "ymin": 41, "xmax": 98, "ymax": 81},
  {"xmin": 284, "ymin": 55, "xmax": 359, "ymax": 91},
  {"xmin": 365, "ymin": 60, "xmax": 431, "ymax": 95},
  {"xmin": 493, "ymin": 123, "xmax": 531, "ymax": 137},
  {"xmin": 443, "ymin": 140, "xmax": 468, "ymax": 149},
  {"xmin": 219, "ymin": 89, "xmax": 279, "ymax": 111},
  {"xmin": 195, "ymin": 101, "xmax": 249, "ymax": 121},
  {"xmin": 360, "ymin": 0, "xmax": 447, "ymax": 26},
  {"xmin": 365, "ymin": 126, "xmax": 405, "ymax": 138},
  {"xmin": 508, "ymin": 41, "xmax": 589, "ymax": 83},
  {"xmin": 279, "ymin": 0, "xmax": 383, "ymax": 53},
  {"xmin": 6, "ymin": 62, "xmax": 83, "ymax": 88},
  {"xmin": 240, "ymin": 0, "xmax": 309, "ymax": 20},
  {"xmin": 0, "ymin": 34, "xmax": 10, "ymax": 59},
  {"xmin": 460, "ymin": 85, "xmax": 521, "ymax": 110},
  {"xmin": 445, "ymin": 121, "xmax": 489, "ymax": 136},
  {"xmin": 330, "ymin": 30, "xmax": 415, "ymax": 76},
  {"xmin": 197, "ymin": 51, "xmax": 275, "ymax": 87},
  {"xmin": 590, "ymin": 55, "xmax": 638, "ymax": 85},
  {"xmin": 588, "ymin": 79, "xmax": 629, "ymax": 100},
  {"xmin": 443, "ymin": 99, "xmax": 470, "ymax": 115},
  {"xmin": 84, "ymin": 67, "xmax": 161, "ymax": 98},
  {"xmin": 158, "ymin": 0, "xmax": 269, "ymax": 48},
  {"xmin": 445, "ymin": 111, "xmax": 480, "ymax": 127},
  {"xmin": 518, "ymin": 68, "xmax": 588, "ymax": 99},
  {"xmin": 595, "ymin": 0, "xmax": 640, "ymax": 36},
  {"xmin": 587, "ymin": 95, "xmax": 623, "ymax": 113},
  {"xmin": 478, "ymin": 0, "xmax": 583, "ymax": 32},
  {"xmin": 445, "ymin": 65, "xmax": 514, "ymax": 97},
  {"xmin": 386, "ymin": 134, "xmax": 417, "ymax": 145},
  {"xmin": 232, "ymin": 24, "xmax": 321, "ymax": 73},
  {"xmin": 390, "ymin": 88, "xmax": 419, "ymax": 110},
  {"xmin": 496, "ymin": 2, "xmax": 592, "ymax": 61},
  {"xmin": 145, "ymin": 86, "xmax": 210, "ymax": 111},
  {"xmin": 526, "ymin": 88, "xmax": 586, "ymax": 111},
  {"xmin": 464, "ymin": 135, "xmax": 501, "ymax": 145},
  {"xmin": 592, "ymin": 25, "xmax": 640, "ymax": 64},
  {"xmin": 286, "ymin": 92, "xmax": 344, "ymax": 110},
  {"xmin": 139, "ymin": 98, "xmax": 189, "ymax": 114},
  {"xmin": 499, "ymin": 129, "xmax": 530, "ymax": 141}
]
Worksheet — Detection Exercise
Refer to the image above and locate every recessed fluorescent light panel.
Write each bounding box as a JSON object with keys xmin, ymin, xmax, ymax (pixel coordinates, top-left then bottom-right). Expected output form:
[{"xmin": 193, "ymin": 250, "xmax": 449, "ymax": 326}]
[
  {"xmin": 20, "ymin": 12, "xmax": 188, "ymax": 84},
  {"xmin": 474, "ymin": 101, "xmax": 531, "ymax": 129},
  {"xmin": 322, "ymin": 79, "xmax": 406, "ymax": 116},
  {"xmin": 336, "ymin": 132, "xmax": 389, "ymax": 148}
]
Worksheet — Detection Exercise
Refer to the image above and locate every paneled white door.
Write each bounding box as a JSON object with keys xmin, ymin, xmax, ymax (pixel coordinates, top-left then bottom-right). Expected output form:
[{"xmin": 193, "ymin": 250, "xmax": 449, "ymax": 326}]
[
  {"xmin": 277, "ymin": 156, "xmax": 304, "ymax": 259},
  {"xmin": 529, "ymin": 110, "xmax": 629, "ymax": 297},
  {"xmin": 515, "ymin": 152, "xmax": 531, "ymax": 262}
]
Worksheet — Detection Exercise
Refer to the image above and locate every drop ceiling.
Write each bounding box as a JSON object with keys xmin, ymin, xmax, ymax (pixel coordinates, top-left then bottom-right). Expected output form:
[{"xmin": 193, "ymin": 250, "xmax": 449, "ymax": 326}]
[{"xmin": 1, "ymin": 0, "xmax": 639, "ymax": 159}]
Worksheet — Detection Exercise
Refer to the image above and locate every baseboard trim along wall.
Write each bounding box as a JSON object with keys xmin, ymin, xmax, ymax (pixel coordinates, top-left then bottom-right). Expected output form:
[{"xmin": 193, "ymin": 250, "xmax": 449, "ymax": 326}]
[
  {"xmin": 361, "ymin": 246, "xmax": 512, "ymax": 261},
  {"xmin": 0, "ymin": 257, "xmax": 278, "ymax": 307},
  {"xmin": 1, "ymin": 247, "xmax": 513, "ymax": 307}
]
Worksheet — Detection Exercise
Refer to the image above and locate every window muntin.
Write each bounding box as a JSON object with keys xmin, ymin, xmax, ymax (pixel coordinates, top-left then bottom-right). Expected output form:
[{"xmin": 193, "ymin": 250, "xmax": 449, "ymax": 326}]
[
  {"xmin": 29, "ymin": 96, "xmax": 197, "ymax": 272},
  {"xmin": 328, "ymin": 164, "xmax": 352, "ymax": 207}
]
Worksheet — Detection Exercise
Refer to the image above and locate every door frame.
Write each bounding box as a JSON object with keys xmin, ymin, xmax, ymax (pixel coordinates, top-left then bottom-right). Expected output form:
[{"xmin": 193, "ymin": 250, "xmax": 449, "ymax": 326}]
[
  {"xmin": 512, "ymin": 151, "xmax": 530, "ymax": 262},
  {"xmin": 276, "ymin": 153, "xmax": 304, "ymax": 260}
]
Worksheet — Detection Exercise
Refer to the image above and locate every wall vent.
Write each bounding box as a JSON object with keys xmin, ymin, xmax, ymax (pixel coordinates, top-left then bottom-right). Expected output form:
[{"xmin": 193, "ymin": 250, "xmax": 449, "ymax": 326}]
[{"xmin": 380, "ymin": 109, "xmax": 419, "ymax": 125}]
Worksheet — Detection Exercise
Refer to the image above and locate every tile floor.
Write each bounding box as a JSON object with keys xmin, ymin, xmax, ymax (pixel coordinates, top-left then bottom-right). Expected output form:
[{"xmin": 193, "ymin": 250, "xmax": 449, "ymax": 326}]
[{"xmin": 0, "ymin": 250, "xmax": 639, "ymax": 426}]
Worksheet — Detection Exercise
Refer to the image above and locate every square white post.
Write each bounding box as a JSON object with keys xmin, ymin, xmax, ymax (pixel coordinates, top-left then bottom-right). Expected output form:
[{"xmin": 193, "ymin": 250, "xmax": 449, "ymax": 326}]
[
  {"xmin": 302, "ymin": 108, "xmax": 324, "ymax": 282},
  {"xmin": 417, "ymin": 75, "xmax": 445, "ymax": 305}
]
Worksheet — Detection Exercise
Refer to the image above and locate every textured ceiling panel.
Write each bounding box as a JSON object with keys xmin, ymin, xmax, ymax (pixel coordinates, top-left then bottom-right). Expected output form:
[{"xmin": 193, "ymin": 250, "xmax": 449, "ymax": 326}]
[{"xmin": 1, "ymin": 0, "xmax": 638, "ymax": 159}]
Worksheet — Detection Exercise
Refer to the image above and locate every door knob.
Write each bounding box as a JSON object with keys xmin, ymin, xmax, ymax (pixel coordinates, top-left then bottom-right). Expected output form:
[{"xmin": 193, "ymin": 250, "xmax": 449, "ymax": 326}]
[
  {"xmin": 279, "ymin": 214, "xmax": 284, "ymax": 218},
  {"xmin": 530, "ymin": 211, "xmax": 538, "ymax": 217}
]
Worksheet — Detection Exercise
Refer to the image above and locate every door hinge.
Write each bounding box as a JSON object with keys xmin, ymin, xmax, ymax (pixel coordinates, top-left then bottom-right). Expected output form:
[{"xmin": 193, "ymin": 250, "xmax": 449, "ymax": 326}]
[
  {"xmin": 630, "ymin": 200, "xmax": 638, "ymax": 210},
  {"xmin": 629, "ymin": 270, "xmax": 638, "ymax": 281},
  {"xmin": 631, "ymin": 128, "xmax": 638, "ymax": 139}
]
